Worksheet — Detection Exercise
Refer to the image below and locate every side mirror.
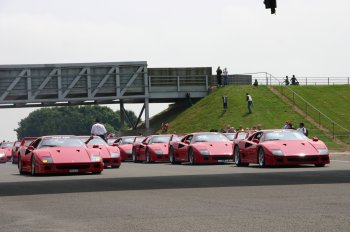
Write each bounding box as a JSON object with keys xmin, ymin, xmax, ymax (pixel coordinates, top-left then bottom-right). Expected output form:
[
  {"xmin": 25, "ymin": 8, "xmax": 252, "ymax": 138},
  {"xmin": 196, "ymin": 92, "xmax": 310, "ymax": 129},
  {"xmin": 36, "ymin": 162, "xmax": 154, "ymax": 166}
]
[
  {"xmin": 93, "ymin": 144, "xmax": 99, "ymax": 149},
  {"xmin": 252, "ymin": 139, "xmax": 260, "ymax": 144},
  {"xmin": 312, "ymin": 137, "xmax": 319, "ymax": 142},
  {"xmin": 27, "ymin": 146, "xmax": 34, "ymax": 151}
]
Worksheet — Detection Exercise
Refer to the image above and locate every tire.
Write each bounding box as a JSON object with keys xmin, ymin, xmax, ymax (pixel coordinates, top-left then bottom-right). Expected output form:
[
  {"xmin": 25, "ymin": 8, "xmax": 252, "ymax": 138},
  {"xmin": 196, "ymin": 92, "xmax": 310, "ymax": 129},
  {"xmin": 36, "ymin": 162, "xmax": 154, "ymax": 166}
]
[
  {"xmin": 169, "ymin": 147, "xmax": 177, "ymax": 164},
  {"xmin": 189, "ymin": 148, "xmax": 196, "ymax": 165},
  {"xmin": 315, "ymin": 164, "xmax": 326, "ymax": 167},
  {"xmin": 31, "ymin": 156, "xmax": 37, "ymax": 176},
  {"xmin": 258, "ymin": 148, "xmax": 266, "ymax": 168},
  {"xmin": 234, "ymin": 146, "xmax": 246, "ymax": 167},
  {"xmin": 146, "ymin": 150, "xmax": 152, "ymax": 163},
  {"xmin": 18, "ymin": 156, "xmax": 24, "ymax": 175}
]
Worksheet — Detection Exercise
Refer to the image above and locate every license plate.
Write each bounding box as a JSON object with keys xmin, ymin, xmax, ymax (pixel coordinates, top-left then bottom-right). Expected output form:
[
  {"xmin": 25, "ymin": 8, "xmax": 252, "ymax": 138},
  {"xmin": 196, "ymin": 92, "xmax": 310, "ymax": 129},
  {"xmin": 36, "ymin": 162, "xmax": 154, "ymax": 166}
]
[{"xmin": 69, "ymin": 169, "xmax": 79, "ymax": 173}]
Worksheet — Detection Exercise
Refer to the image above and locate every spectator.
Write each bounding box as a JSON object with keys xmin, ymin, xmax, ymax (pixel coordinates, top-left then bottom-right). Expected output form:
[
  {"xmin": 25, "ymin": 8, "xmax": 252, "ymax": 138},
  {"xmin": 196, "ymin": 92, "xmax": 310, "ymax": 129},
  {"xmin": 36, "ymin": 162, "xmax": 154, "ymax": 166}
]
[
  {"xmin": 283, "ymin": 76, "xmax": 290, "ymax": 86},
  {"xmin": 223, "ymin": 67, "xmax": 228, "ymax": 86},
  {"xmin": 297, "ymin": 122, "xmax": 308, "ymax": 136},
  {"xmin": 291, "ymin": 75, "xmax": 299, "ymax": 85},
  {"xmin": 216, "ymin": 66, "xmax": 222, "ymax": 87},
  {"xmin": 228, "ymin": 127, "xmax": 236, "ymax": 133},
  {"xmin": 282, "ymin": 120, "xmax": 294, "ymax": 129},
  {"xmin": 222, "ymin": 95, "xmax": 228, "ymax": 111},
  {"xmin": 246, "ymin": 93, "xmax": 253, "ymax": 113},
  {"xmin": 161, "ymin": 122, "xmax": 169, "ymax": 134},
  {"xmin": 186, "ymin": 92, "xmax": 193, "ymax": 106},
  {"xmin": 253, "ymin": 79, "xmax": 259, "ymax": 87},
  {"xmin": 91, "ymin": 118, "xmax": 107, "ymax": 141}
]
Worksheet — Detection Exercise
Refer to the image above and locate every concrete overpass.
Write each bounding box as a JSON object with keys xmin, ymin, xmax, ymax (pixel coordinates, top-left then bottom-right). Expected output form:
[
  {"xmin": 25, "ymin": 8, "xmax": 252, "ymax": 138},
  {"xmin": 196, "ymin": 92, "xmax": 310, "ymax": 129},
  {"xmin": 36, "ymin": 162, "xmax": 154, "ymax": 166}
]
[{"xmin": 0, "ymin": 62, "xmax": 211, "ymax": 130}]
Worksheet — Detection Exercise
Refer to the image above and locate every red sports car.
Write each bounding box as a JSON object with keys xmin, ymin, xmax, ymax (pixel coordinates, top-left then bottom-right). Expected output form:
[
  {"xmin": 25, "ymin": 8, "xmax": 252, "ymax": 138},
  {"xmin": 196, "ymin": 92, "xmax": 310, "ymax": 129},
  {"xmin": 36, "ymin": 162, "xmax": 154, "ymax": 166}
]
[
  {"xmin": 18, "ymin": 136, "xmax": 104, "ymax": 176},
  {"xmin": 234, "ymin": 129, "xmax": 330, "ymax": 167},
  {"xmin": 132, "ymin": 135, "xmax": 172, "ymax": 163},
  {"xmin": 79, "ymin": 136, "xmax": 121, "ymax": 168},
  {"xmin": 0, "ymin": 142, "xmax": 13, "ymax": 162},
  {"xmin": 11, "ymin": 141, "xmax": 21, "ymax": 163},
  {"xmin": 0, "ymin": 148, "xmax": 7, "ymax": 163},
  {"xmin": 13, "ymin": 137, "xmax": 37, "ymax": 164},
  {"xmin": 169, "ymin": 132, "xmax": 233, "ymax": 165},
  {"xmin": 112, "ymin": 136, "xmax": 137, "ymax": 161}
]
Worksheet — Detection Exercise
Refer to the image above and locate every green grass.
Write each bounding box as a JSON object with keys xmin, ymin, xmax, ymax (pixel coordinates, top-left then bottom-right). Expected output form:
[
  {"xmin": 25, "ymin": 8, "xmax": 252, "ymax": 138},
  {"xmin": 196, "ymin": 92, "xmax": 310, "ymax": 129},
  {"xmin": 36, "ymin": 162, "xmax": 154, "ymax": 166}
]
[
  {"xmin": 275, "ymin": 85, "xmax": 350, "ymax": 144},
  {"xmin": 168, "ymin": 85, "xmax": 342, "ymax": 149}
]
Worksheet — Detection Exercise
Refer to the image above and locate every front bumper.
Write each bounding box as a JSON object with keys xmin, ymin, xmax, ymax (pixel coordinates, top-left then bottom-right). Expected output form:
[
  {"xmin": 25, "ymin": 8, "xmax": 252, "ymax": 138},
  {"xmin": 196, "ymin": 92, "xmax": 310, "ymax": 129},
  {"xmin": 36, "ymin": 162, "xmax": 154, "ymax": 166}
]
[
  {"xmin": 103, "ymin": 158, "xmax": 121, "ymax": 168},
  {"xmin": 266, "ymin": 155, "xmax": 330, "ymax": 166},
  {"xmin": 195, "ymin": 154, "xmax": 233, "ymax": 163},
  {"xmin": 36, "ymin": 162, "xmax": 104, "ymax": 174}
]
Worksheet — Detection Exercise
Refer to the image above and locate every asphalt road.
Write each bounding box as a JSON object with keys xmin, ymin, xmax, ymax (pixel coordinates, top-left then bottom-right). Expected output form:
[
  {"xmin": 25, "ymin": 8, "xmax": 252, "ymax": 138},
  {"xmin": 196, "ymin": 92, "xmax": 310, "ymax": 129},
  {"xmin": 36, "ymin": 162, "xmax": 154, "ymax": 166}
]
[{"xmin": 0, "ymin": 155, "xmax": 350, "ymax": 232}]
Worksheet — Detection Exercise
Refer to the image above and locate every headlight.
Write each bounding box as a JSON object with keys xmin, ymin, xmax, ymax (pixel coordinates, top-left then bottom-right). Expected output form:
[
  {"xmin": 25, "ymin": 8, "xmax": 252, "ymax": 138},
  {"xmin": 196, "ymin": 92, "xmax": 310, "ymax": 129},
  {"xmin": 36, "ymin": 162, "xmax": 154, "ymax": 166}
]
[
  {"xmin": 0, "ymin": 153, "xmax": 5, "ymax": 158},
  {"xmin": 126, "ymin": 150, "xmax": 132, "ymax": 154},
  {"xmin": 272, "ymin": 149, "xmax": 284, "ymax": 156},
  {"xmin": 91, "ymin": 155, "xmax": 102, "ymax": 162},
  {"xmin": 154, "ymin": 150, "xmax": 163, "ymax": 155},
  {"xmin": 111, "ymin": 152, "xmax": 120, "ymax": 158},
  {"xmin": 318, "ymin": 148, "xmax": 329, "ymax": 155},
  {"xmin": 200, "ymin": 150, "xmax": 210, "ymax": 155},
  {"xmin": 40, "ymin": 157, "xmax": 53, "ymax": 164}
]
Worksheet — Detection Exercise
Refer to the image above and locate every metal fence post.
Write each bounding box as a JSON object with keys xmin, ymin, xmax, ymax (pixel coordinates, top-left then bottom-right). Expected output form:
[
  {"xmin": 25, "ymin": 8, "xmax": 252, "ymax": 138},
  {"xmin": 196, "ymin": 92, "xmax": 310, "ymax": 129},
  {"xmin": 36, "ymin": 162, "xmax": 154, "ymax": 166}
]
[
  {"xmin": 177, "ymin": 76, "xmax": 180, "ymax": 92},
  {"xmin": 328, "ymin": 77, "xmax": 330, "ymax": 85},
  {"xmin": 348, "ymin": 77, "xmax": 349, "ymax": 85},
  {"xmin": 306, "ymin": 77, "xmax": 308, "ymax": 86}
]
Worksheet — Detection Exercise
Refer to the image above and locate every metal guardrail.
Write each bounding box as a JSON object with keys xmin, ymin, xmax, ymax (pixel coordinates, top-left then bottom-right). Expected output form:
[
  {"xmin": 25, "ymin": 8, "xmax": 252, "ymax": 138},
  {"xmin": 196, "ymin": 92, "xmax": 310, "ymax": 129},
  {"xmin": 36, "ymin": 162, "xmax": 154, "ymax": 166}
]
[{"xmin": 148, "ymin": 75, "xmax": 209, "ymax": 92}]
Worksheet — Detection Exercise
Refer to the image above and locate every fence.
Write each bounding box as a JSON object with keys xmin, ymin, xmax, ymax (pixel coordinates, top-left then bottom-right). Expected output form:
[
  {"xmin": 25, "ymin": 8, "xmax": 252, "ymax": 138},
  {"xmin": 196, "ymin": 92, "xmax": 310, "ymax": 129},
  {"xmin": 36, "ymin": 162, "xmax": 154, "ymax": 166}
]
[{"xmin": 275, "ymin": 83, "xmax": 350, "ymax": 144}]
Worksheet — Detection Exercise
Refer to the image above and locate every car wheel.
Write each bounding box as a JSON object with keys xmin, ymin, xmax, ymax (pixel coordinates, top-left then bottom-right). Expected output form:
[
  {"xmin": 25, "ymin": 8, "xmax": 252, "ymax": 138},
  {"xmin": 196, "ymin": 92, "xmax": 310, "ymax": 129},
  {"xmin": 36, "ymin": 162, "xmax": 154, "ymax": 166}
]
[
  {"xmin": 31, "ymin": 156, "xmax": 37, "ymax": 176},
  {"xmin": 146, "ymin": 150, "xmax": 152, "ymax": 163},
  {"xmin": 18, "ymin": 156, "xmax": 24, "ymax": 175},
  {"xmin": 189, "ymin": 148, "xmax": 196, "ymax": 165},
  {"xmin": 234, "ymin": 146, "xmax": 248, "ymax": 167},
  {"xmin": 258, "ymin": 148, "xmax": 266, "ymax": 168},
  {"xmin": 132, "ymin": 148, "xmax": 138, "ymax": 163},
  {"xmin": 315, "ymin": 164, "xmax": 326, "ymax": 167},
  {"xmin": 169, "ymin": 147, "xmax": 177, "ymax": 164}
]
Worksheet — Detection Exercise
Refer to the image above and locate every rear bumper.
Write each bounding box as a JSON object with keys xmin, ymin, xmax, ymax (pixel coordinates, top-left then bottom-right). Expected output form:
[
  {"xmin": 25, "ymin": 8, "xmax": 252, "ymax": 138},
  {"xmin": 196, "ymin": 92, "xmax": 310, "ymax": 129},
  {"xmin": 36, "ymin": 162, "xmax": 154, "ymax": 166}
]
[
  {"xmin": 103, "ymin": 158, "xmax": 121, "ymax": 168},
  {"xmin": 36, "ymin": 162, "xmax": 104, "ymax": 174},
  {"xmin": 266, "ymin": 155, "xmax": 330, "ymax": 166}
]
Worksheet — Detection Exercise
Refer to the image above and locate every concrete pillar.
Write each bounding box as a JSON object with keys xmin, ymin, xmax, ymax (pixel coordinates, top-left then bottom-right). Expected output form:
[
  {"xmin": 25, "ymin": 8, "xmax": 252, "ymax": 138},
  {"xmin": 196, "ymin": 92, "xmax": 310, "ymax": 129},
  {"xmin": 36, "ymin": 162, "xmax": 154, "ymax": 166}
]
[
  {"xmin": 145, "ymin": 98, "xmax": 149, "ymax": 129},
  {"xmin": 120, "ymin": 100, "xmax": 125, "ymax": 129}
]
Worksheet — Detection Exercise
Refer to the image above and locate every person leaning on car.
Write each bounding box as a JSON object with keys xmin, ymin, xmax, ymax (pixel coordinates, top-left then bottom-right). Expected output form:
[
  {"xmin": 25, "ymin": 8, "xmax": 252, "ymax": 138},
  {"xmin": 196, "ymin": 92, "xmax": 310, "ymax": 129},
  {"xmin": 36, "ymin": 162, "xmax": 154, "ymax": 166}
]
[{"xmin": 91, "ymin": 118, "xmax": 107, "ymax": 141}]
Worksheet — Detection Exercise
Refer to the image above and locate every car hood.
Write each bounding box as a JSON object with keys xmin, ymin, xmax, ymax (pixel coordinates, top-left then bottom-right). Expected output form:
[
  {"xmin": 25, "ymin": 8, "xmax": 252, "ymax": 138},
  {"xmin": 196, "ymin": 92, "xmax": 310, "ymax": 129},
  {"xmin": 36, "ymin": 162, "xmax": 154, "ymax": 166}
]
[
  {"xmin": 193, "ymin": 142, "xmax": 232, "ymax": 155},
  {"xmin": 263, "ymin": 140, "xmax": 322, "ymax": 156},
  {"xmin": 38, "ymin": 147, "xmax": 95, "ymax": 163},
  {"xmin": 148, "ymin": 143, "xmax": 169, "ymax": 154}
]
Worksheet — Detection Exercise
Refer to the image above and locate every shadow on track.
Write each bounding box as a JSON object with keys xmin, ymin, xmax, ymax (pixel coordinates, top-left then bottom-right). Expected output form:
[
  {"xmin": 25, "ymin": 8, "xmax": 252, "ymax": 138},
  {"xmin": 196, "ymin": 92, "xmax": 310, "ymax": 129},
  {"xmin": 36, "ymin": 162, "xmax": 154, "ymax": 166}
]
[{"xmin": 1, "ymin": 169, "xmax": 350, "ymax": 197}]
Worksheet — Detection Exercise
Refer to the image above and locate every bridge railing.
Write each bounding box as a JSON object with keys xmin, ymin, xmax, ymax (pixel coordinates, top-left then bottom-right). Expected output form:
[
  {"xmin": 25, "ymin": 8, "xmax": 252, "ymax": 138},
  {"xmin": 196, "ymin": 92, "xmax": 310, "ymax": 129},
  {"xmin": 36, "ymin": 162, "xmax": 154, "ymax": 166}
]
[{"xmin": 148, "ymin": 75, "xmax": 209, "ymax": 92}]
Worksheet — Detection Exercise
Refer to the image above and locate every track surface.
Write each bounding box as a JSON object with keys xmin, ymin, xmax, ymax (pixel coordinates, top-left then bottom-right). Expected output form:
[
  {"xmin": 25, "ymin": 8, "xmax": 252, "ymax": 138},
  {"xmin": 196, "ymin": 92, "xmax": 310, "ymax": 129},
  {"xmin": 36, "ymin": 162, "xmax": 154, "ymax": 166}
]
[{"xmin": 1, "ymin": 155, "xmax": 350, "ymax": 232}]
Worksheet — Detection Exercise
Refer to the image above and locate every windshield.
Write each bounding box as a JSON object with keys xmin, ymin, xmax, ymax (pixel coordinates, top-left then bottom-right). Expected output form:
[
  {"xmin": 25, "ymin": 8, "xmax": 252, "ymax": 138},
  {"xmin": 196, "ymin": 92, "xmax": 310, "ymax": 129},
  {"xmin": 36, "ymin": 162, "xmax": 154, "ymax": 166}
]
[
  {"xmin": 1, "ymin": 142, "xmax": 12, "ymax": 148},
  {"xmin": 122, "ymin": 137, "xmax": 135, "ymax": 144},
  {"xmin": 236, "ymin": 132, "xmax": 247, "ymax": 140},
  {"xmin": 193, "ymin": 133, "xmax": 229, "ymax": 143},
  {"xmin": 135, "ymin": 137, "xmax": 145, "ymax": 143},
  {"xmin": 39, "ymin": 137, "xmax": 86, "ymax": 148},
  {"xmin": 224, "ymin": 134, "xmax": 235, "ymax": 141},
  {"xmin": 84, "ymin": 137, "xmax": 107, "ymax": 145},
  {"xmin": 172, "ymin": 135, "xmax": 185, "ymax": 142},
  {"xmin": 150, "ymin": 136, "xmax": 171, "ymax": 144},
  {"xmin": 264, "ymin": 131, "xmax": 308, "ymax": 141},
  {"xmin": 24, "ymin": 140, "xmax": 35, "ymax": 146}
]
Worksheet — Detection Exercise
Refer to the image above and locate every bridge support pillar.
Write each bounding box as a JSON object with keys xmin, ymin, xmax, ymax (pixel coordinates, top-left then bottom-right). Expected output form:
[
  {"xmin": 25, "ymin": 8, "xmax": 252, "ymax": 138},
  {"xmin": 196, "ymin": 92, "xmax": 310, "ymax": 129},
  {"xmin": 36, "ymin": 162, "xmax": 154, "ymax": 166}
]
[
  {"xmin": 145, "ymin": 98, "xmax": 150, "ymax": 129},
  {"xmin": 120, "ymin": 100, "xmax": 125, "ymax": 129}
]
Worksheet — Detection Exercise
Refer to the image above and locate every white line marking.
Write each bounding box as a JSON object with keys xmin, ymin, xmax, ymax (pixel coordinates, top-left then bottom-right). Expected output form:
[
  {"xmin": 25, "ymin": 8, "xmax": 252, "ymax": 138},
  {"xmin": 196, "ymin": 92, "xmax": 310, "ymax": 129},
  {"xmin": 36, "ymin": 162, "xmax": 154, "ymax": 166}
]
[{"xmin": 331, "ymin": 160, "xmax": 350, "ymax": 163}]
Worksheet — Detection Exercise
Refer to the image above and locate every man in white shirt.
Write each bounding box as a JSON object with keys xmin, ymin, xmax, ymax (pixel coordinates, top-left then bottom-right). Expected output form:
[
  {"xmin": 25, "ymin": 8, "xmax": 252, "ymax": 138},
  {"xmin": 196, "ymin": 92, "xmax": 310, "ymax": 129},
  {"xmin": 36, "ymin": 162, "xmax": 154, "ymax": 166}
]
[
  {"xmin": 246, "ymin": 93, "xmax": 253, "ymax": 113},
  {"xmin": 296, "ymin": 122, "xmax": 308, "ymax": 136},
  {"xmin": 91, "ymin": 118, "xmax": 107, "ymax": 141}
]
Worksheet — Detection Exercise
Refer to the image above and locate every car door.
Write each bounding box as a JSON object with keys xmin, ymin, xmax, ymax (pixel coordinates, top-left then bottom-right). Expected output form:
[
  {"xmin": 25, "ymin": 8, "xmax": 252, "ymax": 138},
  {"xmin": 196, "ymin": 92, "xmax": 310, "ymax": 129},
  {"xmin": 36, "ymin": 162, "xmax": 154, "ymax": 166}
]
[
  {"xmin": 177, "ymin": 135, "xmax": 192, "ymax": 161},
  {"xmin": 138, "ymin": 137, "xmax": 150, "ymax": 161},
  {"xmin": 245, "ymin": 132, "xmax": 263, "ymax": 163},
  {"xmin": 22, "ymin": 138, "xmax": 41, "ymax": 170}
]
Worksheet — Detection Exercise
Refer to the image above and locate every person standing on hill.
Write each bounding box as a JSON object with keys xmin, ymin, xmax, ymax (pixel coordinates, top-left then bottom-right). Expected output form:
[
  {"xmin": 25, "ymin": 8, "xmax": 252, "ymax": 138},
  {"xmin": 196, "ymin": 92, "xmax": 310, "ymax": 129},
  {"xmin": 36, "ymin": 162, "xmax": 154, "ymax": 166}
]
[
  {"xmin": 297, "ymin": 122, "xmax": 308, "ymax": 136},
  {"xmin": 91, "ymin": 118, "xmax": 107, "ymax": 141},
  {"xmin": 246, "ymin": 93, "xmax": 253, "ymax": 113},
  {"xmin": 216, "ymin": 66, "xmax": 222, "ymax": 87},
  {"xmin": 223, "ymin": 67, "xmax": 228, "ymax": 86}
]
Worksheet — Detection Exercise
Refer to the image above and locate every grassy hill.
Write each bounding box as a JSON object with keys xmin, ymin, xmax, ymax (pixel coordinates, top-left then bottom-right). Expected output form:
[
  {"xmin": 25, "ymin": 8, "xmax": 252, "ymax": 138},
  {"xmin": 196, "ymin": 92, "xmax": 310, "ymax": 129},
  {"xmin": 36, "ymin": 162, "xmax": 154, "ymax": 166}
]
[
  {"xmin": 273, "ymin": 85, "xmax": 350, "ymax": 144},
  {"xmin": 167, "ymin": 85, "xmax": 343, "ymax": 150}
]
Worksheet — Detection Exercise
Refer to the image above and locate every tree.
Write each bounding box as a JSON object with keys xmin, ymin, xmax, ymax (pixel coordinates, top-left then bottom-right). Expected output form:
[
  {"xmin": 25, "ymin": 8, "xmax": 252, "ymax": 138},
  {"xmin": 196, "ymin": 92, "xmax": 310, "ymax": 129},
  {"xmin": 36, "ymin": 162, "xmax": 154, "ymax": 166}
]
[{"xmin": 15, "ymin": 105, "xmax": 138, "ymax": 139}]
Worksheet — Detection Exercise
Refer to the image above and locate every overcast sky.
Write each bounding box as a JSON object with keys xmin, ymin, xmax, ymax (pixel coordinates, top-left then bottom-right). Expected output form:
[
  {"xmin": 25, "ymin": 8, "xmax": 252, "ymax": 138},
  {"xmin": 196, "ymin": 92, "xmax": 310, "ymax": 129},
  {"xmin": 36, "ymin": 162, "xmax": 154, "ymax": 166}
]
[{"xmin": 1, "ymin": 0, "xmax": 350, "ymax": 141}]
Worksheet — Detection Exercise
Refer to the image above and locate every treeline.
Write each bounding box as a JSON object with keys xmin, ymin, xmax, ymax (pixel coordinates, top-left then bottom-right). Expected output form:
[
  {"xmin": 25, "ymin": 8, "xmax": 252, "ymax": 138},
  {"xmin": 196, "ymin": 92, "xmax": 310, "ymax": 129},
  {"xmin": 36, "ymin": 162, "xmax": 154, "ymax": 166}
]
[{"xmin": 15, "ymin": 105, "xmax": 138, "ymax": 139}]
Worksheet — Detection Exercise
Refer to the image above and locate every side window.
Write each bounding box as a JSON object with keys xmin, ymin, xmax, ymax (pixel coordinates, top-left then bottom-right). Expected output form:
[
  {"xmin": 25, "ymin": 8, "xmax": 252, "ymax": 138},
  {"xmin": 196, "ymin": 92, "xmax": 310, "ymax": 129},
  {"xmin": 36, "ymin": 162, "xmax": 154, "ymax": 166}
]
[{"xmin": 31, "ymin": 139, "xmax": 41, "ymax": 148}]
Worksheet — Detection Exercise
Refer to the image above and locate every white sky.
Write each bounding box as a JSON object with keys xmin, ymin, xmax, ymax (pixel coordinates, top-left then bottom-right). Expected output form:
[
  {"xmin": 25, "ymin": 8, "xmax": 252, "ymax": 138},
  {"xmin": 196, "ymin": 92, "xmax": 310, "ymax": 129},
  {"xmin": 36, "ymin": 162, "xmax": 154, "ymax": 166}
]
[{"xmin": 1, "ymin": 0, "xmax": 350, "ymax": 140}]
